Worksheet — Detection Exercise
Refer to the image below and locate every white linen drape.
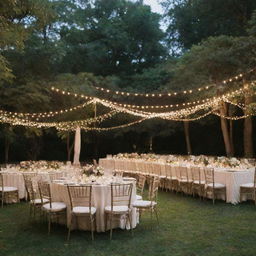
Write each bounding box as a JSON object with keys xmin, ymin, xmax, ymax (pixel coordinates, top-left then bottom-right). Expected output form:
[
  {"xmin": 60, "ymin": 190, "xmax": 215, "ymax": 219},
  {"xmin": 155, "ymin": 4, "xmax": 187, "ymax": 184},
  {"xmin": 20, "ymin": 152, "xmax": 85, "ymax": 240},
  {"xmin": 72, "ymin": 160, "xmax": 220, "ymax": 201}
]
[{"xmin": 73, "ymin": 126, "xmax": 81, "ymax": 165}]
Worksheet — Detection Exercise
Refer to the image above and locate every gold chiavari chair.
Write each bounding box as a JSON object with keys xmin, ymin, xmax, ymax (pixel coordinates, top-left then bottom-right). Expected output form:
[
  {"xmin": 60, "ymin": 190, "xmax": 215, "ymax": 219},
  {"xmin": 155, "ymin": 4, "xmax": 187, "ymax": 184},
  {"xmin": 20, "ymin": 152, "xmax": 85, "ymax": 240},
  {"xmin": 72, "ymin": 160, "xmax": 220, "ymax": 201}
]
[
  {"xmin": 136, "ymin": 174, "xmax": 146, "ymax": 200},
  {"xmin": 0, "ymin": 172, "xmax": 19, "ymax": 208},
  {"xmin": 23, "ymin": 177, "xmax": 48, "ymax": 217},
  {"xmin": 165, "ymin": 164, "xmax": 178, "ymax": 192},
  {"xmin": 104, "ymin": 183, "xmax": 133, "ymax": 239},
  {"xmin": 48, "ymin": 172, "xmax": 64, "ymax": 182},
  {"xmin": 240, "ymin": 168, "xmax": 256, "ymax": 204},
  {"xmin": 67, "ymin": 185, "xmax": 96, "ymax": 241},
  {"xmin": 191, "ymin": 167, "xmax": 205, "ymax": 199},
  {"xmin": 133, "ymin": 176, "xmax": 160, "ymax": 227},
  {"xmin": 159, "ymin": 164, "xmax": 166, "ymax": 189},
  {"xmin": 178, "ymin": 166, "xmax": 192, "ymax": 194},
  {"xmin": 38, "ymin": 181, "xmax": 67, "ymax": 234},
  {"xmin": 204, "ymin": 168, "xmax": 226, "ymax": 204}
]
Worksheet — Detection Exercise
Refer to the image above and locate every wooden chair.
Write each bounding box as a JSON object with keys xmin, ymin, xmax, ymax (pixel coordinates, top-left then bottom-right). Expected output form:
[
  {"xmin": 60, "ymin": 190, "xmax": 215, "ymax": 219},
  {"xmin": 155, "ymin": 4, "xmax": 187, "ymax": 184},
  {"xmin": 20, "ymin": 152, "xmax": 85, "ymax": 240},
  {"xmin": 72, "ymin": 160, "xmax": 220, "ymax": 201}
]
[
  {"xmin": 136, "ymin": 174, "xmax": 146, "ymax": 200},
  {"xmin": 104, "ymin": 183, "xmax": 133, "ymax": 239},
  {"xmin": 204, "ymin": 168, "xmax": 226, "ymax": 204},
  {"xmin": 0, "ymin": 172, "xmax": 19, "ymax": 207},
  {"xmin": 177, "ymin": 166, "xmax": 192, "ymax": 194},
  {"xmin": 67, "ymin": 185, "xmax": 96, "ymax": 241},
  {"xmin": 38, "ymin": 181, "xmax": 67, "ymax": 234},
  {"xmin": 133, "ymin": 176, "xmax": 160, "ymax": 226},
  {"xmin": 191, "ymin": 167, "xmax": 205, "ymax": 199},
  {"xmin": 165, "ymin": 164, "xmax": 178, "ymax": 192},
  {"xmin": 240, "ymin": 168, "xmax": 256, "ymax": 204},
  {"xmin": 23, "ymin": 175, "xmax": 48, "ymax": 217}
]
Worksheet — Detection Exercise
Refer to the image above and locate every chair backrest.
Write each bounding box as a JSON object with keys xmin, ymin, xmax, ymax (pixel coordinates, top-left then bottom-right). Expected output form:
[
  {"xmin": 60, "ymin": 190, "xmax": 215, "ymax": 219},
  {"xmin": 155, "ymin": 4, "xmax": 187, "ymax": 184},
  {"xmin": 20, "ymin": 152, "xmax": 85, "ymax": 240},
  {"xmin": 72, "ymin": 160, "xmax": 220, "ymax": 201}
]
[
  {"xmin": 110, "ymin": 183, "xmax": 133, "ymax": 209},
  {"xmin": 204, "ymin": 168, "xmax": 214, "ymax": 186},
  {"xmin": 166, "ymin": 164, "xmax": 172, "ymax": 178},
  {"xmin": 24, "ymin": 179, "xmax": 36, "ymax": 201},
  {"xmin": 48, "ymin": 172, "xmax": 63, "ymax": 182},
  {"xmin": 38, "ymin": 181, "xmax": 52, "ymax": 206},
  {"xmin": 148, "ymin": 176, "xmax": 160, "ymax": 201},
  {"xmin": 67, "ymin": 185, "xmax": 92, "ymax": 210},
  {"xmin": 180, "ymin": 166, "xmax": 188, "ymax": 181},
  {"xmin": 137, "ymin": 174, "xmax": 146, "ymax": 196},
  {"xmin": 191, "ymin": 167, "xmax": 201, "ymax": 183},
  {"xmin": 254, "ymin": 167, "xmax": 256, "ymax": 187},
  {"xmin": 0, "ymin": 173, "xmax": 3, "ymax": 191}
]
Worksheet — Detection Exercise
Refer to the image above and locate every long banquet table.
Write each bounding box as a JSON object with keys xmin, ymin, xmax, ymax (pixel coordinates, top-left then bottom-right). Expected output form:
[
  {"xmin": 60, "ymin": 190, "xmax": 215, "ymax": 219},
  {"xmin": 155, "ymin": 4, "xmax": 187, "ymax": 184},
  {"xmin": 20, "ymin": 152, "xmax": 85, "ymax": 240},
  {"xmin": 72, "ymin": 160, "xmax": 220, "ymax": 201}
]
[{"xmin": 99, "ymin": 158, "xmax": 255, "ymax": 204}]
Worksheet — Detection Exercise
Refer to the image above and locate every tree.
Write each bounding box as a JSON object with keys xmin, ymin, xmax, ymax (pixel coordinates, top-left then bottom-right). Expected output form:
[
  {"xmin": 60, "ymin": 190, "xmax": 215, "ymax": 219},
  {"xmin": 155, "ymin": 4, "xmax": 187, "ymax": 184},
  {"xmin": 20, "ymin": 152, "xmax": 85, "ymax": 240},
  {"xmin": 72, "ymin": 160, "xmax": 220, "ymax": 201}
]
[
  {"xmin": 162, "ymin": 0, "xmax": 256, "ymax": 50},
  {"xmin": 53, "ymin": 0, "xmax": 167, "ymax": 76},
  {"xmin": 168, "ymin": 35, "xmax": 256, "ymax": 157},
  {"xmin": 0, "ymin": 0, "xmax": 55, "ymax": 82}
]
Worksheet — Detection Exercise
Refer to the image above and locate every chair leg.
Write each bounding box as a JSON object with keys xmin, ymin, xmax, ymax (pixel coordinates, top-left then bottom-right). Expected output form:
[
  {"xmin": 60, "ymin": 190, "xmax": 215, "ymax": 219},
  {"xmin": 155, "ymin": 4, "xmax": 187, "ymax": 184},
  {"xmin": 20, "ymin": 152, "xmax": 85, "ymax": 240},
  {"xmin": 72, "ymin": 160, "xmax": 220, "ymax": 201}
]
[
  {"xmin": 128, "ymin": 212, "xmax": 133, "ymax": 236},
  {"xmin": 109, "ymin": 214, "xmax": 113, "ymax": 240},
  {"xmin": 150, "ymin": 208, "xmax": 153, "ymax": 229},
  {"xmin": 90, "ymin": 215, "xmax": 94, "ymax": 241},
  {"xmin": 154, "ymin": 207, "xmax": 159, "ymax": 225},
  {"xmin": 48, "ymin": 214, "xmax": 51, "ymax": 235},
  {"xmin": 1, "ymin": 193, "xmax": 4, "ymax": 208},
  {"xmin": 105, "ymin": 213, "xmax": 108, "ymax": 232},
  {"xmin": 67, "ymin": 214, "xmax": 73, "ymax": 241}
]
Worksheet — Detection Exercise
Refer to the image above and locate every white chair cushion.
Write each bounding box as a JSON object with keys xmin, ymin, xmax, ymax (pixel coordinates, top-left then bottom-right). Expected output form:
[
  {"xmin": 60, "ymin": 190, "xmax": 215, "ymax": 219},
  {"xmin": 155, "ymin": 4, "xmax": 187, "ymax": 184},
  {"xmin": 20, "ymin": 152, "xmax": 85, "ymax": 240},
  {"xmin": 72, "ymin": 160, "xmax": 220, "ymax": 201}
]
[
  {"xmin": 43, "ymin": 202, "xmax": 66, "ymax": 212},
  {"xmin": 136, "ymin": 194, "xmax": 142, "ymax": 200},
  {"xmin": 133, "ymin": 200, "xmax": 157, "ymax": 208},
  {"xmin": 0, "ymin": 186, "xmax": 18, "ymax": 192},
  {"xmin": 105, "ymin": 205, "xmax": 129, "ymax": 213},
  {"xmin": 240, "ymin": 183, "xmax": 254, "ymax": 188},
  {"xmin": 72, "ymin": 206, "xmax": 96, "ymax": 215},
  {"xmin": 179, "ymin": 179, "xmax": 193, "ymax": 183},
  {"xmin": 207, "ymin": 183, "xmax": 225, "ymax": 188},
  {"xmin": 193, "ymin": 180, "xmax": 205, "ymax": 185},
  {"xmin": 159, "ymin": 175, "xmax": 166, "ymax": 179},
  {"xmin": 31, "ymin": 198, "xmax": 49, "ymax": 204}
]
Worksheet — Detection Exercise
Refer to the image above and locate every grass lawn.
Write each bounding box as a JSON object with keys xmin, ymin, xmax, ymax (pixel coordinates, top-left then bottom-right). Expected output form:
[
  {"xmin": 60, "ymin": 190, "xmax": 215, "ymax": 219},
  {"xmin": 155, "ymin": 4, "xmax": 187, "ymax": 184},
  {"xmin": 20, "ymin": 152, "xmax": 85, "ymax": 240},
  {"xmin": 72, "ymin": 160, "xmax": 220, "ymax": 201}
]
[{"xmin": 0, "ymin": 191, "xmax": 256, "ymax": 256}]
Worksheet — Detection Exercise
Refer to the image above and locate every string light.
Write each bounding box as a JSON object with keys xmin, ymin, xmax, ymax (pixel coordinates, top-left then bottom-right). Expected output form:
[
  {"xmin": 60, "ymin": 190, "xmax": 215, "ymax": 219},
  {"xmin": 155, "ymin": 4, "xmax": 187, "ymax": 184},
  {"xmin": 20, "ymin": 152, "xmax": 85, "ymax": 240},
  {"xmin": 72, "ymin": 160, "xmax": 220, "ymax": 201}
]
[
  {"xmin": 0, "ymin": 100, "xmax": 95, "ymax": 119},
  {"xmin": 0, "ymin": 110, "xmax": 117, "ymax": 130},
  {"xmin": 51, "ymin": 83, "xmax": 247, "ymax": 111},
  {"xmin": 91, "ymin": 68, "xmax": 256, "ymax": 98},
  {"xmin": 213, "ymin": 112, "xmax": 254, "ymax": 120}
]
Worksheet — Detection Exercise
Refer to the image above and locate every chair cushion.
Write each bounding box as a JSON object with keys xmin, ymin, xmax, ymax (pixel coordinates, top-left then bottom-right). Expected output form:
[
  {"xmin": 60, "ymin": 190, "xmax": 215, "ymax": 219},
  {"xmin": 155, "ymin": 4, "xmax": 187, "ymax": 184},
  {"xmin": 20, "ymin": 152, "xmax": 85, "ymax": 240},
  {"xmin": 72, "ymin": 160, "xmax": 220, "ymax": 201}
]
[
  {"xmin": 159, "ymin": 175, "xmax": 166, "ymax": 179},
  {"xmin": 179, "ymin": 179, "xmax": 193, "ymax": 183},
  {"xmin": 207, "ymin": 183, "xmax": 225, "ymax": 188},
  {"xmin": 105, "ymin": 205, "xmax": 129, "ymax": 213},
  {"xmin": 31, "ymin": 198, "xmax": 49, "ymax": 204},
  {"xmin": 42, "ymin": 202, "xmax": 66, "ymax": 212},
  {"xmin": 193, "ymin": 180, "xmax": 205, "ymax": 185},
  {"xmin": 240, "ymin": 183, "xmax": 254, "ymax": 188},
  {"xmin": 136, "ymin": 194, "xmax": 142, "ymax": 200},
  {"xmin": 0, "ymin": 186, "xmax": 18, "ymax": 192},
  {"xmin": 133, "ymin": 200, "xmax": 157, "ymax": 208},
  {"xmin": 72, "ymin": 206, "xmax": 96, "ymax": 215}
]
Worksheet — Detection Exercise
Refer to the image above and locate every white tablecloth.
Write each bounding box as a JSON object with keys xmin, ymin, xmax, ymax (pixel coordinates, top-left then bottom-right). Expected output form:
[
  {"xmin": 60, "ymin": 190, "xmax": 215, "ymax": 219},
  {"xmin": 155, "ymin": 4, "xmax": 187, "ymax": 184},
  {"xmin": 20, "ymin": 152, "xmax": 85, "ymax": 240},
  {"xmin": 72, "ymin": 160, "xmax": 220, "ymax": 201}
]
[
  {"xmin": 51, "ymin": 180, "xmax": 138, "ymax": 232},
  {"xmin": 99, "ymin": 158, "xmax": 254, "ymax": 204}
]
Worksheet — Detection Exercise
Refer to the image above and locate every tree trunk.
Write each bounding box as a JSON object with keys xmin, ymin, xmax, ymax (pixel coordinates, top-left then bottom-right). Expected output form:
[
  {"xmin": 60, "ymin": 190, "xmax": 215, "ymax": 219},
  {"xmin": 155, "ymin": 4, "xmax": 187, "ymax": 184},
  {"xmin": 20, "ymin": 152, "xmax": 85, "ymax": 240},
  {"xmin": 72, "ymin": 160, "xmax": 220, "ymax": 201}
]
[
  {"xmin": 229, "ymin": 119, "xmax": 234, "ymax": 156},
  {"xmin": 66, "ymin": 132, "xmax": 74, "ymax": 161},
  {"xmin": 183, "ymin": 121, "xmax": 192, "ymax": 155},
  {"xmin": 219, "ymin": 101, "xmax": 234, "ymax": 157},
  {"xmin": 5, "ymin": 138, "xmax": 10, "ymax": 163},
  {"xmin": 73, "ymin": 127, "xmax": 81, "ymax": 165},
  {"xmin": 228, "ymin": 105, "xmax": 235, "ymax": 155},
  {"xmin": 243, "ymin": 83, "xmax": 254, "ymax": 157}
]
